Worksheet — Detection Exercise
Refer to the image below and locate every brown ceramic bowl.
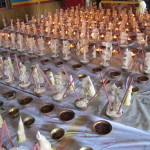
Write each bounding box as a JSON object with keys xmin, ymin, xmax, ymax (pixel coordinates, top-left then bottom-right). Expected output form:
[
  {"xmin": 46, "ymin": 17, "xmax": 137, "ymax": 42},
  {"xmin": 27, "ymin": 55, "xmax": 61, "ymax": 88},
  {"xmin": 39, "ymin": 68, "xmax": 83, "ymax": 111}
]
[
  {"xmin": 1, "ymin": 146, "xmax": 7, "ymax": 150},
  {"xmin": 80, "ymin": 147, "xmax": 93, "ymax": 150},
  {"xmin": 93, "ymin": 120, "xmax": 112, "ymax": 135},
  {"xmin": 18, "ymin": 96, "xmax": 33, "ymax": 107},
  {"xmin": 43, "ymin": 68, "xmax": 51, "ymax": 74},
  {"xmin": 92, "ymin": 67, "xmax": 102, "ymax": 74},
  {"xmin": 137, "ymin": 76, "xmax": 149, "ymax": 84},
  {"xmin": 3, "ymin": 91, "xmax": 16, "ymax": 100},
  {"xmin": 78, "ymin": 74, "xmax": 87, "ymax": 81},
  {"xmin": 109, "ymin": 71, "xmax": 121, "ymax": 79},
  {"xmin": 58, "ymin": 110, "xmax": 75, "ymax": 123},
  {"xmin": 18, "ymin": 55, "xmax": 27, "ymax": 61},
  {"xmin": 7, "ymin": 107, "xmax": 19, "ymax": 118},
  {"xmin": 40, "ymin": 103, "xmax": 55, "ymax": 115},
  {"xmin": 29, "ymin": 57, "xmax": 37, "ymax": 62},
  {"xmin": 23, "ymin": 117, "xmax": 35, "ymax": 128},
  {"xmin": 0, "ymin": 101, "xmax": 4, "ymax": 107},
  {"xmin": 50, "ymin": 128, "xmax": 65, "ymax": 140},
  {"xmin": 10, "ymin": 53, "xmax": 16, "ymax": 58},
  {"xmin": 55, "ymin": 61, "xmax": 64, "ymax": 67},
  {"xmin": 132, "ymin": 87, "xmax": 139, "ymax": 93},
  {"xmin": 41, "ymin": 59, "xmax": 50, "ymax": 65},
  {"xmin": 72, "ymin": 64, "xmax": 82, "ymax": 71}
]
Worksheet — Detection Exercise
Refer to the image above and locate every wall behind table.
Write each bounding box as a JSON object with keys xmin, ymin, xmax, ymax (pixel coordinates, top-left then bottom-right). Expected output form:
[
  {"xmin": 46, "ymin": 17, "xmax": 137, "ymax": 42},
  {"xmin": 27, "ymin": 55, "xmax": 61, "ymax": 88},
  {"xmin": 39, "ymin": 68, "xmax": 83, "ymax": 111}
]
[{"xmin": 0, "ymin": 1, "xmax": 61, "ymax": 28}]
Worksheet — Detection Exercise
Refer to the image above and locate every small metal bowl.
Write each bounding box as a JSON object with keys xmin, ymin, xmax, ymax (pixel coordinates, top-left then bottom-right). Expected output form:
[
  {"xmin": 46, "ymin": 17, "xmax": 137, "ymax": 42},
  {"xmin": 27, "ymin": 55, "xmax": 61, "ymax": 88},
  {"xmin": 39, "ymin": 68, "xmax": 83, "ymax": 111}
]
[
  {"xmin": 58, "ymin": 110, "xmax": 75, "ymax": 123},
  {"xmin": 1, "ymin": 146, "xmax": 7, "ymax": 150},
  {"xmin": 109, "ymin": 71, "xmax": 121, "ymax": 79},
  {"xmin": 72, "ymin": 64, "xmax": 82, "ymax": 71},
  {"xmin": 3, "ymin": 90, "xmax": 16, "ymax": 100},
  {"xmin": 23, "ymin": 117, "xmax": 35, "ymax": 128},
  {"xmin": 18, "ymin": 96, "xmax": 33, "ymax": 107},
  {"xmin": 132, "ymin": 87, "xmax": 139, "ymax": 93},
  {"xmin": 92, "ymin": 67, "xmax": 102, "ymax": 74},
  {"xmin": 93, "ymin": 120, "xmax": 112, "ymax": 135},
  {"xmin": 29, "ymin": 57, "xmax": 37, "ymax": 62},
  {"xmin": 18, "ymin": 55, "xmax": 27, "ymax": 61},
  {"xmin": 137, "ymin": 76, "xmax": 149, "ymax": 84},
  {"xmin": 8, "ymin": 107, "xmax": 19, "ymax": 118},
  {"xmin": 0, "ymin": 101, "xmax": 4, "ymax": 107},
  {"xmin": 78, "ymin": 74, "xmax": 87, "ymax": 81},
  {"xmin": 55, "ymin": 61, "xmax": 64, "ymax": 67},
  {"xmin": 40, "ymin": 103, "xmax": 55, "ymax": 115},
  {"xmin": 43, "ymin": 68, "xmax": 51, "ymax": 74},
  {"xmin": 10, "ymin": 53, "xmax": 16, "ymax": 58},
  {"xmin": 2, "ymin": 51, "xmax": 9, "ymax": 56},
  {"xmin": 80, "ymin": 147, "xmax": 93, "ymax": 150},
  {"xmin": 50, "ymin": 128, "xmax": 65, "ymax": 140},
  {"xmin": 41, "ymin": 59, "xmax": 50, "ymax": 65}
]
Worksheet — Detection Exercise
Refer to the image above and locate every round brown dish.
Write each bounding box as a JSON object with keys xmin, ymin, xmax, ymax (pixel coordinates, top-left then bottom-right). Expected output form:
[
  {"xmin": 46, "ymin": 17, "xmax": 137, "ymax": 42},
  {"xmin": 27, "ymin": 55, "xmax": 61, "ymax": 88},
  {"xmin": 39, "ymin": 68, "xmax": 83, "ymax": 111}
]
[
  {"xmin": 40, "ymin": 103, "xmax": 55, "ymax": 115},
  {"xmin": 72, "ymin": 64, "xmax": 82, "ymax": 71},
  {"xmin": 132, "ymin": 87, "xmax": 139, "ymax": 93},
  {"xmin": 92, "ymin": 67, "xmax": 102, "ymax": 74},
  {"xmin": 55, "ymin": 61, "xmax": 64, "ymax": 67},
  {"xmin": 78, "ymin": 74, "xmax": 87, "ymax": 81},
  {"xmin": 8, "ymin": 107, "xmax": 19, "ymax": 118},
  {"xmin": 50, "ymin": 128, "xmax": 65, "ymax": 140},
  {"xmin": 43, "ymin": 68, "xmax": 51, "ymax": 74},
  {"xmin": 0, "ymin": 101, "xmax": 4, "ymax": 107},
  {"xmin": 18, "ymin": 55, "xmax": 27, "ymax": 61},
  {"xmin": 80, "ymin": 147, "xmax": 93, "ymax": 150},
  {"xmin": 23, "ymin": 117, "xmax": 35, "ymax": 128},
  {"xmin": 137, "ymin": 76, "xmax": 149, "ymax": 84},
  {"xmin": 41, "ymin": 59, "xmax": 50, "ymax": 65},
  {"xmin": 93, "ymin": 120, "xmax": 112, "ymax": 135},
  {"xmin": 3, "ymin": 91, "xmax": 16, "ymax": 100},
  {"xmin": 109, "ymin": 71, "xmax": 121, "ymax": 79},
  {"xmin": 18, "ymin": 96, "xmax": 33, "ymax": 107},
  {"xmin": 58, "ymin": 110, "xmax": 75, "ymax": 123},
  {"xmin": 29, "ymin": 57, "xmax": 37, "ymax": 62},
  {"xmin": 1, "ymin": 146, "xmax": 7, "ymax": 150}
]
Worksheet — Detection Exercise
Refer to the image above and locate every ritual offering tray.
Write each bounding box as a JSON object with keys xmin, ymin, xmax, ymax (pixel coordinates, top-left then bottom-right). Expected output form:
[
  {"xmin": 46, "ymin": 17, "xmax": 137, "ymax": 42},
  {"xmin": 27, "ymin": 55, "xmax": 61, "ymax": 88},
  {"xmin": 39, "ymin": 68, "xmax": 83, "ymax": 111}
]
[
  {"xmin": 80, "ymin": 147, "xmax": 93, "ymax": 150},
  {"xmin": 23, "ymin": 116, "xmax": 35, "ymax": 128},
  {"xmin": 92, "ymin": 67, "xmax": 102, "ymax": 74},
  {"xmin": 58, "ymin": 110, "xmax": 75, "ymax": 123},
  {"xmin": 3, "ymin": 90, "xmax": 16, "ymax": 100},
  {"xmin": 7, "ymin": 107, "xmax": 19, "ymax": 118},
  {"xmin": 93, "ymin": 120, "xmax": 112, "ymax": 135},
  {"xmin": 109, "ymin": 71, "xmax": 121, "ymax": 79},
  {"xmin": 40, "ymin": 103, "xmax": 55, "ymax": 115},
  {"xmin": 136, "ymin": 75, "xmax": 149, "ymax": 84},
  {"xmin": 72, "ymin": 64, "xmax": 82, "ymax": 71},
  {"xmin": 50, "ymin": 128, "xmax": 65, "ymax": 140},
  {"xmin": 41, "ymin": 59, "xmax": 50, "ymax": 65},
  {"xmin": 18, "ymin": 96, "xmax": 33, "ymax": 107},
  {"xmin": 78, "ymin": 74, "xmax": 87, "ymax": 81}
]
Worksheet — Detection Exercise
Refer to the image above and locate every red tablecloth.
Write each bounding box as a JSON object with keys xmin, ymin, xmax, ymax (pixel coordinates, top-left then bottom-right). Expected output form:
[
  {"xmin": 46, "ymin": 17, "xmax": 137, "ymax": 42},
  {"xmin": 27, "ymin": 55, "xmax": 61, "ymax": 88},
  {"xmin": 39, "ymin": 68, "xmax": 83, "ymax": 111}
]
[{"xmin": 64, "ymin": 0, "xmax": 85, "ymax": 8}]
